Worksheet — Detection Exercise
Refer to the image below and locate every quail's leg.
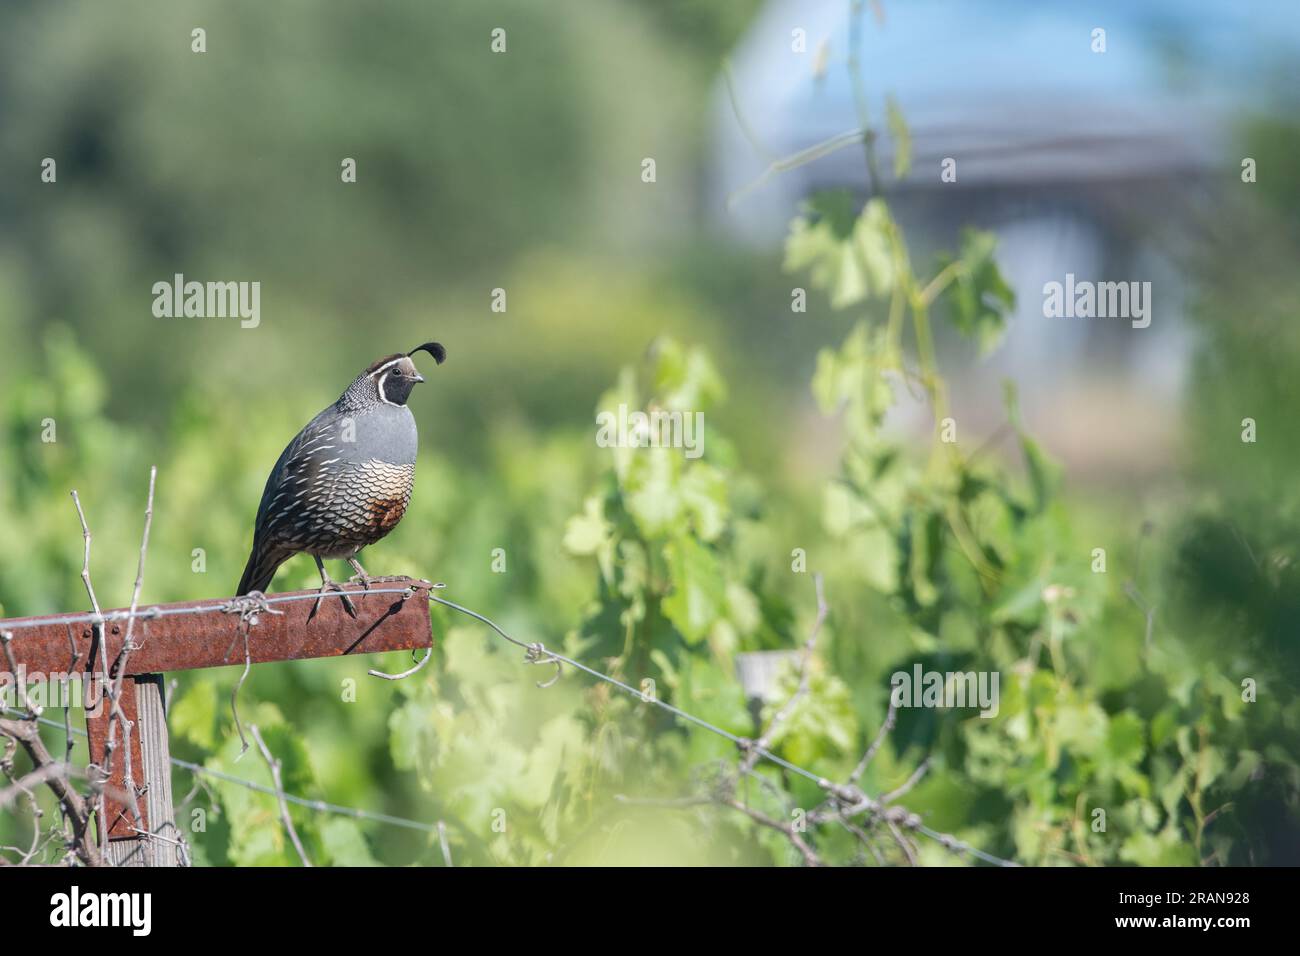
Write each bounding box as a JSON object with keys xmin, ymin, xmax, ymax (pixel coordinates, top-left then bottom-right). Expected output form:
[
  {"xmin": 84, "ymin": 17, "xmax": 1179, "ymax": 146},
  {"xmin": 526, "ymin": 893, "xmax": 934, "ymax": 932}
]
[
  {"xmin": 312, "ymin": 555, "xmax": 356, "ymax": 619},
  {"xmin": 347, "ymin": 556, "xmax": 372, "ymax": 589}
]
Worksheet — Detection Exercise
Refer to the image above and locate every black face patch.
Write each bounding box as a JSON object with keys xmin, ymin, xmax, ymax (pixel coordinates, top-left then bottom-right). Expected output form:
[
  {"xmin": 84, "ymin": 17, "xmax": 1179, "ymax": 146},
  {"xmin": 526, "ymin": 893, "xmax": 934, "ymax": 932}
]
[{"xmin": 380, "ymin": 368, "xmax": 417, "ymax": 406}]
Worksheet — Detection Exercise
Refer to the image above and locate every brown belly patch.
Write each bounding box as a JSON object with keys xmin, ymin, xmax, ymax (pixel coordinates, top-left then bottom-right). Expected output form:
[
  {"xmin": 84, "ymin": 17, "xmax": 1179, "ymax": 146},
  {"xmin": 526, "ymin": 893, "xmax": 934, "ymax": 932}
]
[
  {"xmin": 355, "ymin": 459, "xmax": 414, "ymax": 539},
  {"xmin": 369, "ymin": 495, "xmax": 409, "ymax": 532}
]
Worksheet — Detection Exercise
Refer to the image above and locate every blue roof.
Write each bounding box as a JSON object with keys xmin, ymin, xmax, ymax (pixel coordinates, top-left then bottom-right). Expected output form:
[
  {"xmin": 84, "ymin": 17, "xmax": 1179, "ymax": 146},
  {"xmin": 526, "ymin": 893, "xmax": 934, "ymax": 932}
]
[{"xmin": 714, "ymin": 0, "xmax": 1300, "ymax": 231}]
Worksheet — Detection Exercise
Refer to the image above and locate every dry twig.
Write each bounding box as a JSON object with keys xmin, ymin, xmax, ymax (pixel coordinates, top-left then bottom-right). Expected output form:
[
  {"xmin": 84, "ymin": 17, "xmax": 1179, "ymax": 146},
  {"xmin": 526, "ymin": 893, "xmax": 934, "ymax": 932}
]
[{"xmin": 250, "ymin": 724, "xmax": 312, "ymax": 867}]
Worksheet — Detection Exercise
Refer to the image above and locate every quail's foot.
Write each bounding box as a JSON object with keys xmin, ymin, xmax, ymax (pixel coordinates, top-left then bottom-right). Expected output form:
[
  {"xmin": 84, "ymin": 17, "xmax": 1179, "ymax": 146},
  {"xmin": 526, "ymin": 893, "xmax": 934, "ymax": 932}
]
[
  {"xmin": 347, "ymin": 557, "xmax": 411, "ymax": 590},
  {"xmin": 347, "ymin": 557, "xmax": 372, "ymax": 590},
  {"xmin": 312, "ymin": 556, "xmax": 357, "ymax": 619},
  {"xmin": 350, "ymin": 574, "xmax": 410, "ymax": 586},
  {"xmin": 310, "ymin": 579, "xmax": 357, "ymax": 619}
]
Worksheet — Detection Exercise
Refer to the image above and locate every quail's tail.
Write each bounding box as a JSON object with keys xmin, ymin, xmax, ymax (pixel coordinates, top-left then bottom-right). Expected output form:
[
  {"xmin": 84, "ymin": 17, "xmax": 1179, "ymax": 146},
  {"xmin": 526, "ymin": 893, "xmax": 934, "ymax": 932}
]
[{"xmin": 237, "ymin": 543, "xmax": 293, "ymax": 596}]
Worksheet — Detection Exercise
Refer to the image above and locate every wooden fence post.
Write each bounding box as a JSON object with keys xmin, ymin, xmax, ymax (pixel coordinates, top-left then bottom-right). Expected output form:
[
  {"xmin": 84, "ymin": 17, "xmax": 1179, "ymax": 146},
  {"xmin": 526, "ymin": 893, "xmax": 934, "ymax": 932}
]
[{"xmin": 103, "ymin": 675, "xmax": 181, "ymax": 866}]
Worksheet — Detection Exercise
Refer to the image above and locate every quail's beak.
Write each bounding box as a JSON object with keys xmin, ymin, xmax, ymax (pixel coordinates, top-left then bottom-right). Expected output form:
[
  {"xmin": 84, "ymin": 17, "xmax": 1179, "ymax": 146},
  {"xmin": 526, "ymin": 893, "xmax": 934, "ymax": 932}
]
[{"xmin": 411, "ymin": 372, "xmax": 425, "ymax": 384}]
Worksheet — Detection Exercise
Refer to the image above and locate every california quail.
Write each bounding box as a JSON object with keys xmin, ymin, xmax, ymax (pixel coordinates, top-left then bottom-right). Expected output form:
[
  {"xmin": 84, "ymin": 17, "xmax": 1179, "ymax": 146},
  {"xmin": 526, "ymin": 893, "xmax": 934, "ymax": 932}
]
[{"xmin": 236, "ymin": 342, "xmax": 446, "ymax": 615}]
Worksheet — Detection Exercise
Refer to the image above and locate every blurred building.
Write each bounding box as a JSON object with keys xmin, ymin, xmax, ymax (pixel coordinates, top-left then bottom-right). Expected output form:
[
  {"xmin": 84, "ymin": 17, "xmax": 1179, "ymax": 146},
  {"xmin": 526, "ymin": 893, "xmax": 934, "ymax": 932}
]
[{"xmin": 711, "ymin": 0, "xmax": 1300, "ymax": 479}]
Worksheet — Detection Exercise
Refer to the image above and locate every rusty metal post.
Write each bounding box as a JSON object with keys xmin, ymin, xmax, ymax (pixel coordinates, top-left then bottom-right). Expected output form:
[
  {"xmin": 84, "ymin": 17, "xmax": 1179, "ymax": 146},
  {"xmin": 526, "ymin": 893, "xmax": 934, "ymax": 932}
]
[
  {"xmin": 0, "ymin": 578, "xmax": 433, "ymax": 867},
  {"xmin": 80, "ymin": 617, "xmax": 176, "ymax": 865},
  {"xmin": 89, "ymin": 675, "xmax": 180, "ymax": 866},
  {"xmin": 2, "ymin": 579, "xmax": 433, "ymax": 678},
  {"xmin": 84, "ymin": 677, "xmax": 147, "ymax": 841}
]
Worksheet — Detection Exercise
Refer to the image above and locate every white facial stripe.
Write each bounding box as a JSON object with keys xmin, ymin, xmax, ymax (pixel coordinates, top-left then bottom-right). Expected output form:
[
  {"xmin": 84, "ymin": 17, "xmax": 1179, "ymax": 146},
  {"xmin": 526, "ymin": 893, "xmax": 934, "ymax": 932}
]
[
  {"xmin": 368, "ymin": 357, "xmax": 406, "ymax": 379},
  {"xmin": 376, "ymin": 371, "xmax": 401, "ymax": 406}
]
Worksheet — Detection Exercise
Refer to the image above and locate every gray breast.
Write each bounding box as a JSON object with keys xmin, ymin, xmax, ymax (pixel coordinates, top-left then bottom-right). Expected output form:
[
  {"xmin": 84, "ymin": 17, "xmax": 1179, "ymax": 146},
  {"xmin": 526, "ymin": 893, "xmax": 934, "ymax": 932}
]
[{"xmin": 345, "ymin": 404, "xmax": 417, "ymax": 464}]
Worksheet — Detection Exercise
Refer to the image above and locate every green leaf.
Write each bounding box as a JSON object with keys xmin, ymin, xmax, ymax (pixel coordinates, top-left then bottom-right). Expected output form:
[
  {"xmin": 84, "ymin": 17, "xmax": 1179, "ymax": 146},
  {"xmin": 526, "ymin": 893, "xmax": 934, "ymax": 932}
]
[
  {"xmin": 784, "ymin": 195, "xmax": 894, "ymax": 308},
  {"xmin": 661, "ymin": 537, "xmax": 727, "ymax": 644},
  {"xmin": 677, "ymin": 656, "xmax": 752, "ymax": 742},
  {"xmin": 762, "ymin": 664, "xmax": 857, "ymax": 767},
  {"xmin": 389, "ymin": 698, "xmax": 425, "ymax": 772},
  {"xmin": 171, "ymin": 680, "xmax": 218, "ymax": 750},
  {"xmin": 320, "ymin": 818, "xmax": 379, "ymax": 866},
  {"xmin": 784, "ymin": 214, "xmax": 842, "ymax": 286},
  {"xmin": 652, "ymin": 338, "xmax": 727, "ymax": 411},
  {"xmin": 210, "ymin": 707, "xmax": 318, "ymax": 867},
  {"xmin": 563, "ymin": 495, "xmax": 611, "ymax": 556},
  {"xmin": 833, "ymin": 240, "xmax": 869, "ymax": 307},
  {"xmin": 886, "ymin": 94, "xmax": 911, "ymax": 179},
  {"xmin": 852, "ymin": 199, "xmax": 896, "ymax": 298},
  {"xmin": 907, "ymin": 510, "xmax": 942, "ymax": 607},
  {"xmin": 1120, "ymin": 828, "xmax": 1199, "ymax": 867},
  {"xmin": 725, "ymin": 581, "xmax": 762, "ymax": 637},
  {"xmin": 804, "ymin": 189, "xmax": 858, "ymax": 238},
  {"xmin": 1105, "ymin": 711, "xmax": 1146, "ymax": 766},
  {"xmin": 680, "ymin": 463, "xmax": 729, "ymax": 541},
  {"xmin": 1002, "ymin": 381, "xmax": 1061, "ymax": 513},
  {"xmin": 625, "ymin": 449, "xmax": 683, "ymax": 538},
  {"xmin": 991, "ymin": 575, "xmax": 1047, "ymax": 627},
  {"xmin": 937, "ymin": 229, "xmax": 1015, "ymax": 354},
  {"xmin": 810, "ymin": 322, "xmax": 896, "ymax": 433}
]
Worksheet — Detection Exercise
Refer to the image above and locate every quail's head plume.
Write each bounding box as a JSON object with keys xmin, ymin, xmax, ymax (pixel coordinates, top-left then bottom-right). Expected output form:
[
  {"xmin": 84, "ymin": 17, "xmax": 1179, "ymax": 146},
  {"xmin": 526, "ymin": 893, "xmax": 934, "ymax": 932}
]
[{"xmin": 236, "ymin": 342, "xmax": 446, "ymax": 615}]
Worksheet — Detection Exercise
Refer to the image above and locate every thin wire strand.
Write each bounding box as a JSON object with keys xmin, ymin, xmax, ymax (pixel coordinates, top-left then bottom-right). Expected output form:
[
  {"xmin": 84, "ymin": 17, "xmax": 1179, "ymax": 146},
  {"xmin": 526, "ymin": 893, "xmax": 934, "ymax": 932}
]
[
  {"xmin": 4, "ymin": 707, "xmax": 443, "ymax": 837},
  {"xmin": 0, "ymin": 586, "xmax": 420, "ymax": 633},
  {"xmin": 173, "ymin": 759, "xmax": 445, "ymax": 836},
  {"xmin": 427, "ymin": 595, "xmax": 1016, "ymax": 866},
  {"xmin": 427, "ymin": 594, "xmax": 820, "ymax": 782}
]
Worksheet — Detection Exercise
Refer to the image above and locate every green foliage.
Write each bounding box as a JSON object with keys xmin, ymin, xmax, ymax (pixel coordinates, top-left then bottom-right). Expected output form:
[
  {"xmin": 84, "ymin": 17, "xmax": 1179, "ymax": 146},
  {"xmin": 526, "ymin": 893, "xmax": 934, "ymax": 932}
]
[
  {"xmin": 4, "ymin": 221, "xmax": 1294, "ymax": 862},
  {"xmin": 785, "ymin": 195, "xmax": 895, "ymax": 309},
  {"xmin": 935, "ymin": 229, "xmax": 1016, "ymax": 355},
  {"xmin": 777, "ymin": 190, "xmax": 1298, "ymax": 866},
  {"xmin": 811, "ymin": 322, "xmax": 896, "ymax": 433},
  {"xmin": 885, "ymin": 94, "xmax": 911, "ymax": 179},
  {"xmin": 2, "ymin": 4, "xmax": 1296, "ymax": 868}
]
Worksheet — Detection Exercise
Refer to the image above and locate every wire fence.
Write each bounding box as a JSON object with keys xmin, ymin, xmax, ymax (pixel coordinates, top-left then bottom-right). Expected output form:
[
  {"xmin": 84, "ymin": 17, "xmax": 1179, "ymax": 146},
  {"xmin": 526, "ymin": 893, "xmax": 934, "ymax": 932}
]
[
  {"xmin": 5, "ymin": 580, "xmax": 1017, "ymax": 867},
  {"xmin": 3, "ymin": 707, "xmax": 445, "ymax": 837}
]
